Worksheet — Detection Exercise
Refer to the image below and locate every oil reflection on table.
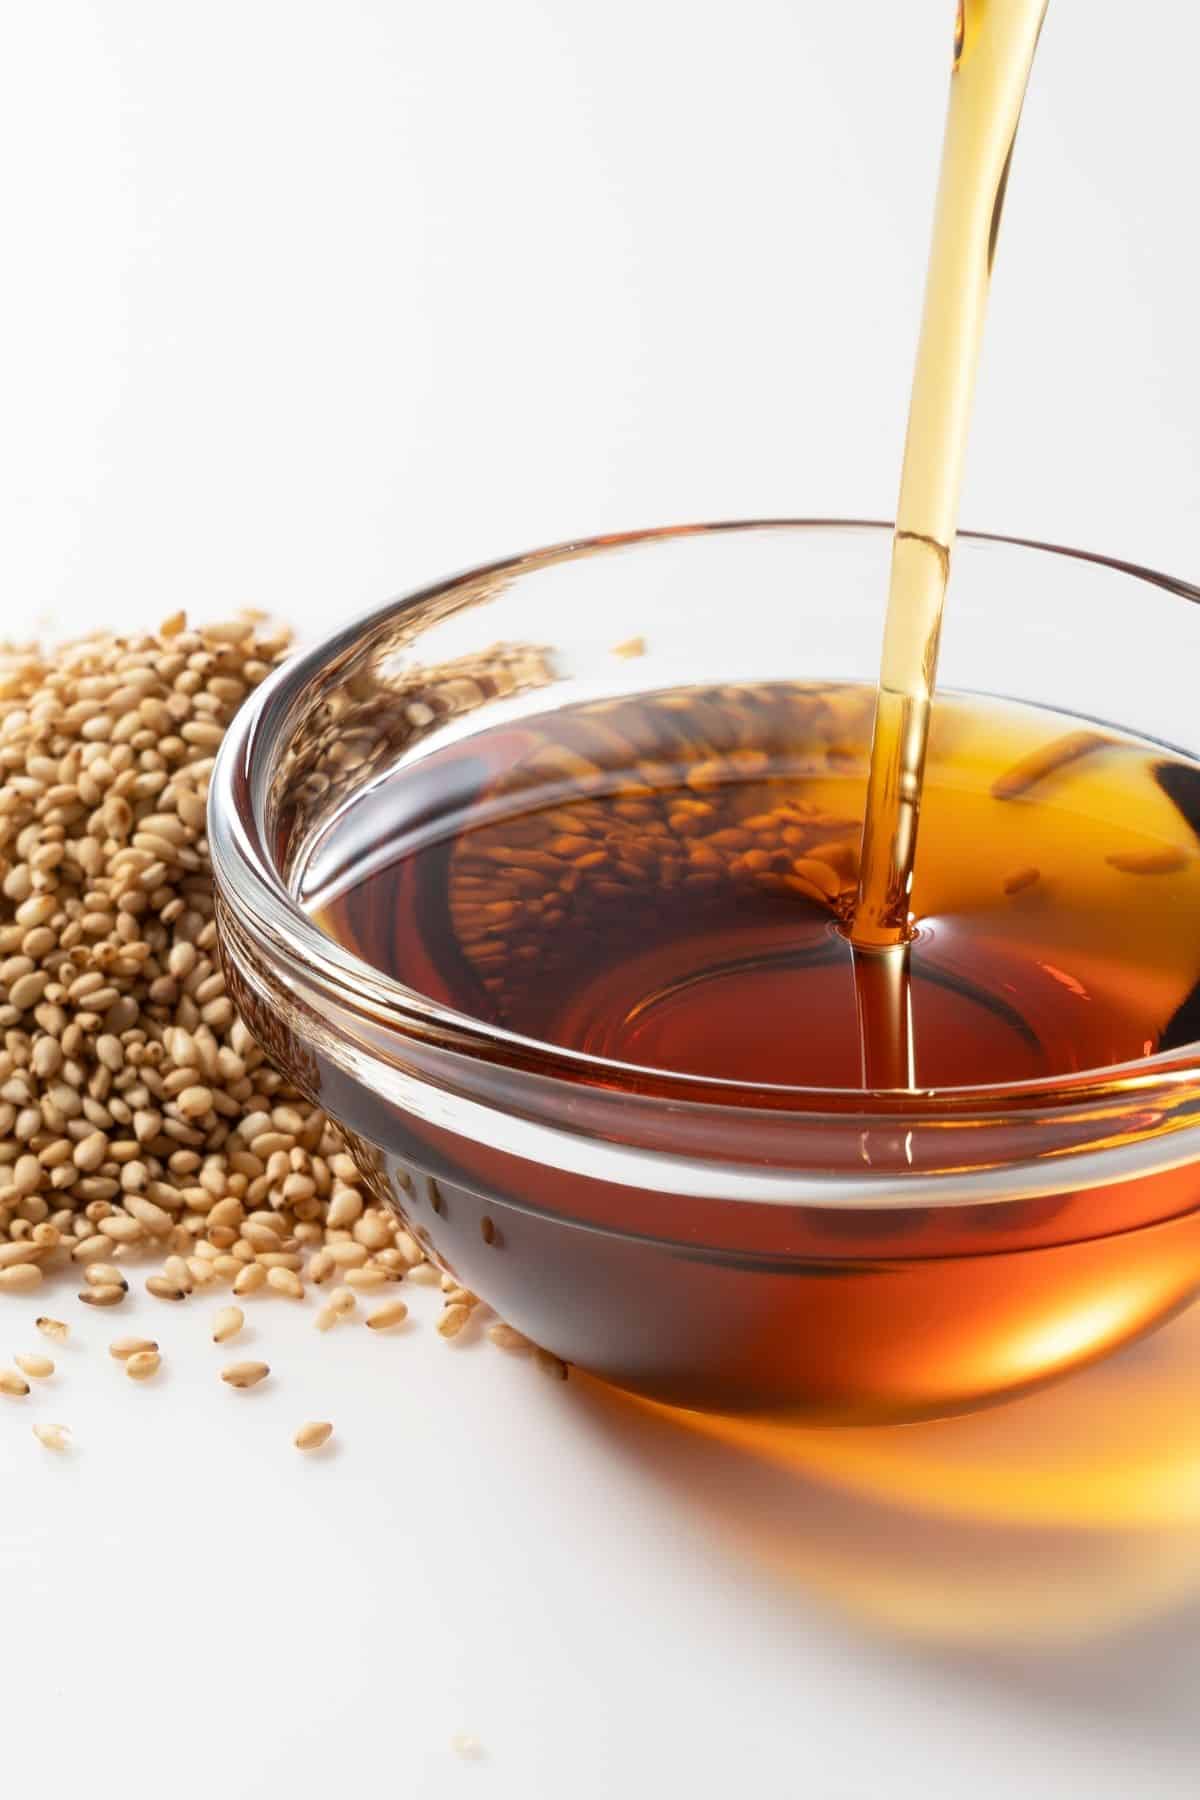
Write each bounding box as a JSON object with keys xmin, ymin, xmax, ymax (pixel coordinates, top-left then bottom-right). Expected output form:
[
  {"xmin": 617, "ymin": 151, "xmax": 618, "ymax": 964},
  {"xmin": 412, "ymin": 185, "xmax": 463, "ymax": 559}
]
[{"xmin": 571, "ymin": 1300, "xmax": 1200, "ymax": 1682}]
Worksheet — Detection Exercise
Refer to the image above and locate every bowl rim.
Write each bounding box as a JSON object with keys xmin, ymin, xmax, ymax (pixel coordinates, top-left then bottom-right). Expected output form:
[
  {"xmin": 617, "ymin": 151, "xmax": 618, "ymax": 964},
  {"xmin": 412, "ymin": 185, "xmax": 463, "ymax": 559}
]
[{"xmin": 208, "ymin": 516, "xmax": 1200, "ymax": 1124}]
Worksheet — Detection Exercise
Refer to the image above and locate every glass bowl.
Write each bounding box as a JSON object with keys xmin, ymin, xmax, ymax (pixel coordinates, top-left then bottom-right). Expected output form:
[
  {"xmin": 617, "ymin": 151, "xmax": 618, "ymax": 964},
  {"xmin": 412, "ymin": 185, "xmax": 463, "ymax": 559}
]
[{"xmin": 208, "ymin": 521, "xmax": 1200, "ymax": 1423}]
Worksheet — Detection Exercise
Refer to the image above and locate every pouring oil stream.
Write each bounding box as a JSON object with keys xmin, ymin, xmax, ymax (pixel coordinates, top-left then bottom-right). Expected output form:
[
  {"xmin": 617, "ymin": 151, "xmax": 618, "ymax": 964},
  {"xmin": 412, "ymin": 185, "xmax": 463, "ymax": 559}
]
[{"xmin": 849, "ymin": 0, "xmax": 1049, "ymax": 1087}]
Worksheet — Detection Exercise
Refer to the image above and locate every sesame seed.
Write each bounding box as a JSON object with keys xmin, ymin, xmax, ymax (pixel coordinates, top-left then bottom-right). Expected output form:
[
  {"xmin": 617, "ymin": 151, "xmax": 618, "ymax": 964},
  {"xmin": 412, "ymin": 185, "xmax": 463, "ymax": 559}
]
[
  {"xmin": 145, "ymin": 1275, "xmax": 187, "ymax": 1302},
  {"xmin": 83, "ymin": 1262, "xmax": 128, "ymax": 1291},
  {"xmin": 0, "ymin": 1264, "xmax": 43, "ymax": 1293},
  {"xmin": 306, "ymin": 1249, "xmax": 335, "ymax": 1284},
  {"xmin": 78, "ymin": 1284, "xmax": 127, "ymax": 1308},
  {"xmin": 441, "ymin": 1284, "xmax": 478, "ymax": 1308},
  {"xmin": 266, "ymin": 1266, "xmax": 304, "ymax": 1300},
  {"xmin": 404, "ymin": 1262, "xmax": 441, "ymax": 1286},
  {"xmin": 991, "ymin": 730, "xmax": 1107, "ymax": 800},
  {"xmin": 294, "ymin": 1420, "xmax": 333, "ymax": 1451},
  {"xmin": 325, "ymin": 1241, "xmax": 369, "ymax": 1268},
  {"xmin": 220, "ymin": 1360, "xmax": 269, "ymax": 1389},
  {"xmin": 342, "ymin": 1265, "xmax": 388, "ymax": 1291},
  {"xmin": 211, "ymin": 1305, "xmax": 244, "ymax": 1344},
  {"xmin": 1106, "ymin": 847, "xmax": 1190, "ymax": 876},
  {"xmin": 365, "ymin": 1299, "xmax": 408, "ymax": 1331},
  {"xmin": 162, "ymin": 1255, "xmax": 195, "ymax": 1293},
  {"xmin": 314, "ymin": 1286, "xmax": 358, "ymax": 1331},
  {"xmin": 33, "ymin": 1423, "xmax": 70, "ymax": 1452},
  {"xmin": 487, "ymin": 1323, "xmax": 532, "ymax": 1351}
]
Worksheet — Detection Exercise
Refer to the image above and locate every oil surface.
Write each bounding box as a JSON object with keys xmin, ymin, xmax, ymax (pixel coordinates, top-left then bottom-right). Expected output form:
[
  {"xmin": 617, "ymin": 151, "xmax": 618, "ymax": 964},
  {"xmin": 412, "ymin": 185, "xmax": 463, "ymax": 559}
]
[{"xmin": 306, "ymin": 681, "xmax": 1200, "ymax": 1092}]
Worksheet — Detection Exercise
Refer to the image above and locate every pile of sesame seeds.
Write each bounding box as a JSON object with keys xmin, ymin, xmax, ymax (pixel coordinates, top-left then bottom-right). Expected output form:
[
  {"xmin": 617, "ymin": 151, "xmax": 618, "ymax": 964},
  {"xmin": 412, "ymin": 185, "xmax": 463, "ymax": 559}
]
[{"xmin": 0, "ymin": 612, "xmax": 553, "ymax": 1450}]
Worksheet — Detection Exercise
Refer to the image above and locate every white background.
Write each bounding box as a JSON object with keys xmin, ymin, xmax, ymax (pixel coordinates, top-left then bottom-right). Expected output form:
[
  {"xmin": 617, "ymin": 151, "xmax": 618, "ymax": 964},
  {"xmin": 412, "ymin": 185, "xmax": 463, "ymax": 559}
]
[{"xmin": 2, "ymin": 3, "xmax": 1199, "ymax": 1796}]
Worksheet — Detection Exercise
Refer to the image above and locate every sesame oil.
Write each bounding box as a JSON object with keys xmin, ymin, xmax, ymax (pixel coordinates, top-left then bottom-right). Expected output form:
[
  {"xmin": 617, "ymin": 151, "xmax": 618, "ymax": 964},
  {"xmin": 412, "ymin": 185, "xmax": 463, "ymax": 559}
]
[{"xmin": 294, "ymin": 0, "xmax": 1200, "ymax": 1416}]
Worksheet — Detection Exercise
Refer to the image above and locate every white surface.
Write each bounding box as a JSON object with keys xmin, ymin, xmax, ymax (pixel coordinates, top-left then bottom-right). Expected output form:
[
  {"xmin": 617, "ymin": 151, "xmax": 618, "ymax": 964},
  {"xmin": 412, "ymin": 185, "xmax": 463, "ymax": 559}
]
[
  {"xmin": 3, "ymin": 3, "xmax": 1200, "ymax": 1796},
  {"xmin": 4, "ymin": 1285, "xmax": 1200, "ymax": 1800}
]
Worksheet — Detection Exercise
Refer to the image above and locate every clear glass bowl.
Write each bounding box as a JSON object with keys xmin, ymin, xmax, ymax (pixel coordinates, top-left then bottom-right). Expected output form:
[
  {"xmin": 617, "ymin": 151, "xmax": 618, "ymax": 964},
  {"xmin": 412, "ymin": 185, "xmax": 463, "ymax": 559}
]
[{"xmin": 209, "ymin": 521, "xmax": 1200, "ymax": 1422}]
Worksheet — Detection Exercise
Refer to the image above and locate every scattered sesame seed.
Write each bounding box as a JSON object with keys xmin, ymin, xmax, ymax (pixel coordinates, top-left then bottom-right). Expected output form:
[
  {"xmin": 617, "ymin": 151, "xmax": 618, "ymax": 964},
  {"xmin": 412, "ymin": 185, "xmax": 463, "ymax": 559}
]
[
  {"xmin": 488, "ymin": 1323, "xmax": 532, "ymax": 1351},
  {"xmin": 79, "ymin": 1284, "xmax": 127, "ymax": 1308},
  {"xmin": 221, "ymin": 1360, "xmax": 269, "ymax": 1389},
  {"xmin": 294, "ymin": 1420, "xmax": 333, "ymax": 1451},
  {"xmin": 211, "ymin": 1305, "xmax": 244, "ymax": 1344},
  {"xmin": 306, "ymin": 1249, "xmax": 335, "ymax": 1285},
  {"xmin": 441, "ymin": 1285, "xmax": 478, "ymax": 1308},
  {"xmin": 405, "ymin": 1262, "xmax": 442, "ymax": 1286},
  {"xmin": 145, "ymin": 1275, "xmax": 188, "ymax": 1303},
  {"xmin": 437, "ymin": 1303, "xmax": 472, "ymax": 1340},
  {"xmin": 342, "ymin": 1265, "xmax": 388, "ymax": 1291},
  {"xmin": 266, "ymin": 1266, "xmax": 304, "ymax": 1300},
  {"xmin": 33, "ymin": 1423, "xmax": 70, "ymax": 1451},
  {"xmin": 0, "ymin": 613, "xmax": 560, "ymax": 1430},
  {"xmin": 0, "ymin": 1265, "xmax": 43, "ymax": 1293},
  {"xmin": 83, "ymin": 1263, "xmax": 128, "ymax": 1291},
  {"xmin": 365, "ymin": 1299, "xmax": 408, "ymax": 1331}
]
